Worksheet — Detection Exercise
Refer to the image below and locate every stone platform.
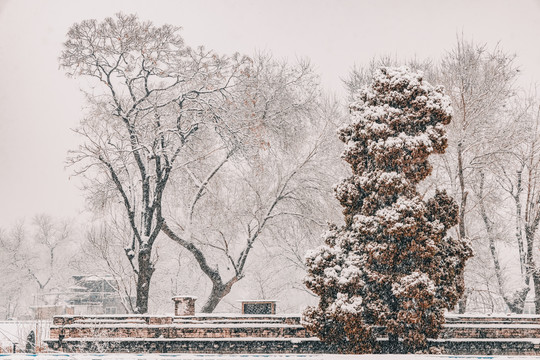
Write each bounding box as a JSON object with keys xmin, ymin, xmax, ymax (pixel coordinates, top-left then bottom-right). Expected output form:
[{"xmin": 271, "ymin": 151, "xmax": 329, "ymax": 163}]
[
  {"xmin": 46, "ymin": 313, "xmax": 540, "ymax": 355},
  {"xmin": 46, "ymin": 314, "xmax": 333, "ymax": 353}
]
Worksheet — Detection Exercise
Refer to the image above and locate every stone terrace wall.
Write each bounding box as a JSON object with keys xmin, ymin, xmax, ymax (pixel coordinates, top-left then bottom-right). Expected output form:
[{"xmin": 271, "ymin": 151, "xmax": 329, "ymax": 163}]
[
  {"xmin": 56, "ymin": 338, "xmax": 335, "ymax": 354},
  {"xmin": 46, "ymin": 313, "xmax": 540, "ymax": 355},
  {"xmin": 52, "ymin": 323, "xmax": 309, "ymax": 339}
]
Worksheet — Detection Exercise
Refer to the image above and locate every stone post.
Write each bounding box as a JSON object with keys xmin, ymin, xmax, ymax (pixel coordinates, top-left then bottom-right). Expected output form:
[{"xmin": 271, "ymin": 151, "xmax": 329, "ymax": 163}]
[{"xmin": 172, "ymin": 296, "xmax": 197, "ymax": 316}]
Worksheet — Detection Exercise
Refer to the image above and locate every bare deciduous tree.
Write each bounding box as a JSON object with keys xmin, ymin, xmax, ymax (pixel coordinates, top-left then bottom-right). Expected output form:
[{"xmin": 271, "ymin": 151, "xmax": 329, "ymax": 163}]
[
  {"xmin": 161, "ymin": 56, "xmax": 342, "ymax": 312},
  {"xmin": 480, "ymin": 93, "xmax": 540, "ymax": 313},
  {"xmin": 0, "ymin": 215, "xmax": 73, "ymax": 319},
  {"xmin": 437, "ymin": 37, "xmax": 517, "ymax": 312},
  {"xmin": 60, "ymin": 13, "xmax": 248, "ymax": 313}
]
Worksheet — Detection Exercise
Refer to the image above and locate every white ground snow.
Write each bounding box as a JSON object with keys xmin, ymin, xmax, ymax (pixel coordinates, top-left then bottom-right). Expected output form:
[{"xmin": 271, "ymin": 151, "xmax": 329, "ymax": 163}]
[
  {"xmin": 0, "ymin": 321, "xmax": 51, "ymax": 349},
  {"xmin": 1, "ymin": 355, "xmax": 539, "ymax": 360}
]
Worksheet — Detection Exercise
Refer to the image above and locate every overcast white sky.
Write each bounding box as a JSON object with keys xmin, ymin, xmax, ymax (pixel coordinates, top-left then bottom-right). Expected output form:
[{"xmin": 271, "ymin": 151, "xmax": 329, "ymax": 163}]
[{"xmin": 0, "ymin": 0, "xmax": 539, "ymax": 229}]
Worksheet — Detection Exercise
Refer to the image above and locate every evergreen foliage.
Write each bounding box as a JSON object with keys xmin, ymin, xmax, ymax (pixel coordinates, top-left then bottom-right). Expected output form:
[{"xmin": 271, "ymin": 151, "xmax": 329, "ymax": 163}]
[{"xmin": 303, "ymin": 67, "xmax": 473, "ymax": 353}]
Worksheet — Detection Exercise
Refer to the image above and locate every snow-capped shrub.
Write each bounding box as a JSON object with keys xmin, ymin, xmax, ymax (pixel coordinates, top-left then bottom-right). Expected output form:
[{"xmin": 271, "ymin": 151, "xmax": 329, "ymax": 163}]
[{"xmin": 303, "ymin": 67, "xmax": 473, "ymax": 353}]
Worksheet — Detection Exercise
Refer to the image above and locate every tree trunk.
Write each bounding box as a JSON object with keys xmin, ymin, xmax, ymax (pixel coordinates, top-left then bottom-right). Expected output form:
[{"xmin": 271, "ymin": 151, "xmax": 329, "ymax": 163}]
[
  {"xmin": 457, "ymin": 291, "xmax": 468, "ymax": 314},
  {"xmin": 161, "ymin": 221, "xmax": 243, "ymax": 314},
  {"xmin": 533, "ymin": 272, "xmax": 540, "ymax": 315},
  {"xmin": 524, "ymin": 225, "xmax": 540, "ymax": 314},
  {"xmin": 457, "ymin": 143, "xmax": 467, "ymax": 240},
  {"xmin": 514, "ymin": 195, "xmax": 526, "ymax": 277},
  {"xmin": 506, "ymin": 287, "xmax": 529, "ymax": 314},
  {"xmin": 201, "ymin": 278, "xmax": 238, "ymax": 313},
  {"xmin": 135, "ymin": 249, "xmax": 154, "ymax": 314},
  {"xmin": 456, "ymin": 142, "xmax": 469, "ymax": 314},
  {"xmin": 478, "ymin": 174, "xmax": 528, "ymax": 313}
]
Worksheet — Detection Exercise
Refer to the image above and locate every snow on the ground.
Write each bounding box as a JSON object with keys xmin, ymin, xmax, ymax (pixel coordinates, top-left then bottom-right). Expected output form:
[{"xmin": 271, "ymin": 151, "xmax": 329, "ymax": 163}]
[
  {"xmin": 0, "ymin": 321, "xmax": 51, "ymax": 350},
  {"xmin": 0, "ymin": 355, "xmax": 538, "ymax": 360}
]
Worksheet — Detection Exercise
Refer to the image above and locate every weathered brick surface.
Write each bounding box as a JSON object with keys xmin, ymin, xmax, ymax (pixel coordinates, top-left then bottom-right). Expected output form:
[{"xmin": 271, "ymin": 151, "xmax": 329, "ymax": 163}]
[
  {"xmin": 174, "ymin": 315, "xmax": 301, "ymax": 325},
  {"xmin": 430, "ymin": 340, "xmax": 540, "ymax": 356},
  {"xmin": 49, "ymin": 338, "xmax": 335, "ymax": 354},
  {"xmin": 47, "ymin": 337, "xmax": 540, "ymax": 355},
  {"xmin": 446, "ymin": 315, "xmax": 540, "ymax": 324},
  {"xmin": 443, "ymin": 325, "xmax": 540, "ymax": 338},
  {"xmin": 45, "ymin": 314, "xmax": 540, "ymax": 355},
  {"xmin": 53, "ymin": 315, "xmax": 155, "ymax": 326},
  {"xmin": 50, "ymin": 324, "xmax": 307, "ymax": 339}
]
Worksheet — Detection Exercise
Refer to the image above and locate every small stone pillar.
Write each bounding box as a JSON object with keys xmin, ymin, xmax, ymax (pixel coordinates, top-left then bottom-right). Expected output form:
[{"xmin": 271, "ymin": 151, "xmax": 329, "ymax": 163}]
[{"xmin": 172, "ymin": 296, "xmax": 197, "ymax": 316}]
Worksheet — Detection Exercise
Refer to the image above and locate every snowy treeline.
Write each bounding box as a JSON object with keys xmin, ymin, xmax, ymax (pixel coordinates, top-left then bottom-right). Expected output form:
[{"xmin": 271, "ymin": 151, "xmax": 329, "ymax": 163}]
[{"xmin": 0, "ymin": 14, "xmax": 539, "ymax": 320}]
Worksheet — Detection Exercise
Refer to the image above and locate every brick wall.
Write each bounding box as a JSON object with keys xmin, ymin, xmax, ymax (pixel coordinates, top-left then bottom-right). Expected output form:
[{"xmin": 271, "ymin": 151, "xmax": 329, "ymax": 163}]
[{"xmin": 46, "ymin": 314, "xmax": 540, "ymax": 355}]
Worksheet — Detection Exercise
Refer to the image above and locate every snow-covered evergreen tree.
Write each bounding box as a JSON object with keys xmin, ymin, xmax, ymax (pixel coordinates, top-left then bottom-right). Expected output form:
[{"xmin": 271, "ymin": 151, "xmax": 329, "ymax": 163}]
[{"xmin": 303, "ymin": 67, "xmax": 473, "ymax": 353}]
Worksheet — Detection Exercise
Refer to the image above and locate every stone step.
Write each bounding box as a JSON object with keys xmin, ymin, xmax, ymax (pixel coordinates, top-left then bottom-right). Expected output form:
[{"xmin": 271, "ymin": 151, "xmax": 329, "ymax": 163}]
[
  {"xmin": 51, "ymin": 323, "xmax": 309, "ymax": 339},
  {"xmin": 51, "ymin": 322, "xmax": 540, "ymax": 341},
  {"xmin": 171, "ymin": 324, "xmax": 308, "ymax": 338},
  {"xmin": 53, "ymin": 315, "xmax": 174, "ymax": 325},
  {"xmin": 73, "ymin": 319, "xmax": 146, "ymax": 324},
  {"xmin": 174, "ymin": 315, "xmax": 301, "ymax": 325},
  {"xmin": 446, "ymin": 315, "xmax": 540, "ymax": 324},
  {"xmin": 172, "ymin": 318, "xmax": 283, "ymax": 324},
  {"xmin": 442, "ymin": 323, "xmax": 540, "ymax": 339},
  {"xmin": 429, "ymin": 338, "xmax": 540, "ymax": 356},
  {"xmin": 46, "ymin": 337, "xmax": 331, "ymax": 354},
  {"xmin": 45, "ymin": 336, "xmax": 540, "ymax": 355}
]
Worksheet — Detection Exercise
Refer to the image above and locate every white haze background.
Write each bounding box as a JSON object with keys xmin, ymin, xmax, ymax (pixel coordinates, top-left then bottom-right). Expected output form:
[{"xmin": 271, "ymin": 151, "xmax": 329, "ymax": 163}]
[{"xmin": 0, "ymin": 0, "xmax": 539, "ymax": 228}]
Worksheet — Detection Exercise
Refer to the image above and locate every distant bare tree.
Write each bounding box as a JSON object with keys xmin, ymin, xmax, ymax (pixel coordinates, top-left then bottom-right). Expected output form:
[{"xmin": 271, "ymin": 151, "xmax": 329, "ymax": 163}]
[
  {"xmin": 344, "ymin": 55, "xmax": 435, "ymax": 101},
  {"xmin": 80, "ymin": 220, "xmax": 138, "ymax": 313},
  {"xmin": 437, "ymin": 37, "xmax": 517, "ymax": 312},
  {"xmin": 480, "ymin": 93, "xmax": 540, "ymax": 313},
  {"xmin": 0, "ymin": 223, "xmax": 27, "ymax": 319},
  {"xmin": 0, "ymin": 215, "xmax": 73, "ymax": 318},
  {"xmin": 512, "ymin": 96, "xmax": 540, "ymax": 313},
  {"xmin": 29, "ymin": 215, "xmax": 71, "ymax": 292}
]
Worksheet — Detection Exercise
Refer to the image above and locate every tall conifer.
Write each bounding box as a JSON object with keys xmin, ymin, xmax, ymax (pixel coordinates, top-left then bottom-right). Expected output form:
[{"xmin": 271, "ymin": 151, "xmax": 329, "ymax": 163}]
[{"xmin": 303, "ymin": 67, "xmax": 473, "ymax": 353}]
